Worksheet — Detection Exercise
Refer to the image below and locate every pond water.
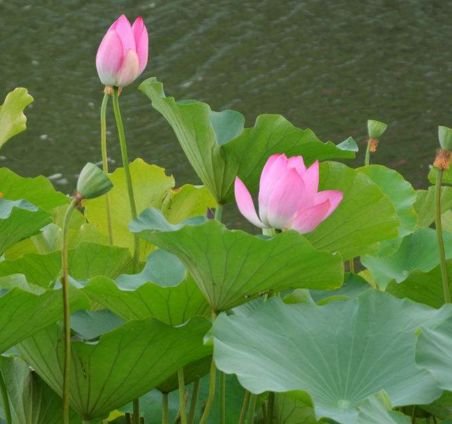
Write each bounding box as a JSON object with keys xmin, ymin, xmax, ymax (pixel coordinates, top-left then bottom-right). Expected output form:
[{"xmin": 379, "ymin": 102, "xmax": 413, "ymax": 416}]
[{"xmin": 1, "ymin": 0, "xmax": 452, "ymax": 191}]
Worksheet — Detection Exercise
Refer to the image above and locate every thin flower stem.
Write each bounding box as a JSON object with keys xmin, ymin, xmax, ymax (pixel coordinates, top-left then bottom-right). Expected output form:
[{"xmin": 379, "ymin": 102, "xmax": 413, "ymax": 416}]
[
  {"xmin": 111, "ymin": 87, "xmax": 140, "ymax": 269},
  {"xmin": 214, "ymin": 204, "xmax": 223, "ymax": 222},
  {"xmin": 435, "ymin": 168, "xmax": 450, "ymax": 303},
  {"xmin": 178, "ymin": 369, "xmax": 188, "ymax": 424},
  {"xmin": 348, "ymin": 259, "xmax": 355, "ymax": 273},
  {"xmin": 364, "ymin": 140, "xmax": 371, "ymax": 166},
  {"xmin": 61, "ymin": 198, "xmax": 77, "ymax": 424},
  {"xmin": 220, "ymin": 371, "xmax": 226, "ymax": 424},
  {"xmin": 247, "ymin": 394, "xmax": 257, "ymax": 423},
  {"xmin": 161, "ymin": 393, "xmax": 169, "ymax": 424},
  {"xmin": 266, "ymin": 392, "xmax": 275, "ymax": 424},
  {"xmin": 188, "ymin": 379, "xmax": 200, "ymax": 424},
  {"xmin": 100, "ymin": 92, "xmax": 114, "ymax": 245},
  {"xmin": 0, "ymin": 370, "xmax": 11, "ymax": 424},
  {"xmin": 132, "ymin": 398, "xmax": 140, "ymax": 424},
  {"xmin": 238, "ymin": 390, "xmax": 250, "ymax": 424},
  {"xmin": 199, "ymin": 357, "xmax": 217, "ymax": 424}
]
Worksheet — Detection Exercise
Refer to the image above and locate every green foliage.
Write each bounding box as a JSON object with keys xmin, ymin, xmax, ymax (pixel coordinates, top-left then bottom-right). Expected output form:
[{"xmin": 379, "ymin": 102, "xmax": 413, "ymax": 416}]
[
  {"xmin": 305, "ymin": 162, "xmax": 399, "ymax": 259},
  {"xmin": 18, "ymin": 317, "xmax": 211, "ymax": 420},
  {"xmin": 0, "ymin": 88, "xmax": 33, "ymax": 149},
  {"xmin": 415, "ymin": 186, "xmax": 452, "ymax": 227},
  {"xmin": 212, "ymin": 291, "xmax": 444, "ymax": 424},
  {"xmin": 131, "ymin": 209, "xmax": 343, "ymax": 311},
  {"xmin": 139, "ymin": 77, "xmax": 356, "ymax": 203}
]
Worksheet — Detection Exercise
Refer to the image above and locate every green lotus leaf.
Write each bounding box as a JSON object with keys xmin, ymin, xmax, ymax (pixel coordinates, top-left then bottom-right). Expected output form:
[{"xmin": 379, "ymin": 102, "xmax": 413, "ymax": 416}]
[
  {"xmin": 415, "ymin": 186, "xmax": 452, "ymax": 228},
  {"xmin": 358, "ymin": 165, "xmax": 417, "ymax": 238},
  {"xmin": 212, "ymin": 291, "xmax": 445, "ymax": 424},
  {"xmin": 131, "ymin": 209, "xmax": 343, "ymax": 311},
  {"xmin": 416, "ymin": 313, "xmax": 452, "ymax": 391},
  {"xmin": 428, "ymin": 166, "xmax": 452, "ymax": 186},
  {"xmin": 0, "ymin": 168, "xmax": 68, "ymax": 212},
  {"xmin": 0, "ymin": 88, "xmax": 33, "ymax": 149},
  {"xmin": 18, "ymin": 317, "xmax": 211, "ymax": 420},
  {"xmin": 83, "ymin": 276, "xmax": 209, "ymax": 325},
  {"xmin": 362, "ymin": 228, "xmax": 452, "ymax": 289},
  {"xmin": 0, "ymin": 199, "xmax": 50, "ymax": 254},
  {"xmin": 305, "ymin": 162, "xmax": 399, "ymax": 260},
  {"xmin": 139, "ymin": 77, "xmax": 355, "ymax": 203},
  {"xmin": 0, "ymin": 355, "xmax": 79, "ymax": 423}
]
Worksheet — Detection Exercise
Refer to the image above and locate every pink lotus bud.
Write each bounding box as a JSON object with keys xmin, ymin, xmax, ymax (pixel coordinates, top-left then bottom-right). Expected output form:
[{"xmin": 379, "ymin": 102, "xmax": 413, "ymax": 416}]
[
  {"xmin": 234, "ymin": 154, "xmax": 343, "ymax": 234},
  {"xmin": 96, "ymin": 15, "xmax": 149, "ymax": 88}
]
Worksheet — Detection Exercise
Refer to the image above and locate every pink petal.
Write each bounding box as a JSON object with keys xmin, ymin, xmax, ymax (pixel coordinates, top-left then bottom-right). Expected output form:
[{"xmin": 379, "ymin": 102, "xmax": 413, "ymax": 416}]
[
  {"xmin": 116, "ymin": 50, "xmax": 140, "ymax": 87},
  {"xmin": 264, "ymin": 168, "xmax": 306, "ymax": 229},
  {"xmin": 302, "ymin": 161, "xmax": 319, "ymax": 197},
  {"xmin": 290, "ymin": 199, "xmax": 331, "ymax": 234},
  {"xmin": 132, "ymin": 17, "xmax": 149, "ymax": 73},
  {"xmin": 112, "ymin": 15, "xmax": 136, "ymax": 51},
  {"xmin": 313, "ymin": 190, "xmax": 343, "ymax": 218},
  {"xmin": 287, "ymin": 156, "xmax": 306, "ymax": 176},
  {"xmin": 234, "ymin": 177, "xmax": 265, "ymax": 228},
  {"xmin": 258, "ymin": 154, "xmax": 289, "ymax": 223},
  {"xmin": 96, "ymin": 29, "xmax": 124, "ymax": 86}
]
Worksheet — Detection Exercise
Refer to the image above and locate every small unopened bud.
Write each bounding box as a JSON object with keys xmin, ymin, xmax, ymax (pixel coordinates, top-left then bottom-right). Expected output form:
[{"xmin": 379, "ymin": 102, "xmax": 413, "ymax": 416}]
[
  {"xmin": 367, "ymin": 119, "xmax": 388, "ymax": 139},
  {"xmin": 76, "ymin": 162, "xmax": 112, "ymax": 200},
  {"xmin": 433, "ymin": 149, "xmax": 451, "ymax": 171},
  {"xmin": 438, "ymin": 126, "xmax": 452, "ymax": 151}
]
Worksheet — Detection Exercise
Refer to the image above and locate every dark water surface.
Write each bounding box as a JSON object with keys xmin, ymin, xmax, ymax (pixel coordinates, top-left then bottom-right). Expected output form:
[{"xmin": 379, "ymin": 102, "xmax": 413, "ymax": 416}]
[{"xmin": 1, "ymin": 0, "xmax": 452, "ymax": 190}]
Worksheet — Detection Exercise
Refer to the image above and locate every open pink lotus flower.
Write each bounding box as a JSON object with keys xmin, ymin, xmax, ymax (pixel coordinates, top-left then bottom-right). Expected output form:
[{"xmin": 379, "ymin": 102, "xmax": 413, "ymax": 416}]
[
  {"xmin": 234, "ymin": 154, "xmax": 343, "ymax": 234},
  {"xmin": 96, "ymin": 15, "xmax": 149, "ymax": 88}
]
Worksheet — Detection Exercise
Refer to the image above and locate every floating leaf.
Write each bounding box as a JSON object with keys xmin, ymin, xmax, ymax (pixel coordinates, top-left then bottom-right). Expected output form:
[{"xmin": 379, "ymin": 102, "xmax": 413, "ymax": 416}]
[
  {"xmin": 131, "ymin": 209, "xmax": 343, "ymax": 311},
  {"xmin": 19, "ymin": 318, "xmax": 211, "ymax": 420},
  {"xmin": 0, "ymin": 88, "xmax": 33, "ymax": 149},
  {"xmin": 212, "ymin": 291, "xmax": 444, "ymax": 424},
  {"xmin": 139, "ymin": 78, "xmax": 355, "ymax": 203},
  {"xmin": 305, "ymin": 162, "xmax": 399, "ymax": 260},
  {"xmin": 0, "ymin": 355, "xmax": 79, "ymax": 424}
]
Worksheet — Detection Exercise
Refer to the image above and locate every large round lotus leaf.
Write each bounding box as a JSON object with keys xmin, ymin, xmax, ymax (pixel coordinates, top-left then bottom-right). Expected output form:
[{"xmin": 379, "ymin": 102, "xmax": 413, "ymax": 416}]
[
  {"xmin": 212, "ymin": 291, "xmax": 445, "ymax": 424},
  {"xmin": 305, "ymin": 162, "xmax": 399, "ymax": 260},
  {"xmin": 0, "ymin": 355, "xmax": 79, "ymax": 424},
  {"xmin": 18, "ymin": 317, "xmax": 211, "ymax": 420},
  {"xmin": 131, "ymin": 209, "xmax": 343, "ymax": 311},
  {"xmin": 358, "ymin": 165, "xmax": 417, "ymax": 238},
  {"xmin": 416, "ymin": 314, "xmax": 452, "ymax": 391},
  {"xmin": 415, "ymin": 186, "xmax": 452, "ymax": 228},
  {"xmin": 139, "ymin": 78, "xmax": 355, "ymax": 203}
]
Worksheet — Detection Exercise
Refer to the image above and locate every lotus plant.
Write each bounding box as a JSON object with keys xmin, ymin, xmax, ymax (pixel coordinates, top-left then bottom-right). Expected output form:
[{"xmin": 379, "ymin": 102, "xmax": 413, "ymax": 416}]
[{"xmin": 234, "ymin": 153, "xmax": 343, "ymax": 233}]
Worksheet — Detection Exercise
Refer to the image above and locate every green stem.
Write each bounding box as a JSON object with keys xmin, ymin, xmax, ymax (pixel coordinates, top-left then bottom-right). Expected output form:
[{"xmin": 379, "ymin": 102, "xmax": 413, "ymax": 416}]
[
  {"xmin": 161, "ymin": 393, "xmax": 169, "ymax": 424},
  {"xmin": 178, "ymin": 369, "xmax": 188, "ymax": 424},
  {"xmin": 0, "ymin": 370, "xmax": 11, "ymax": 424},
  {"xmin": 62, "ymin": 199, "xmax": 77, "ymax": 424},
  {"xmin": 247, "ymin": 394, "xmax": 257, "ymax": 423},
  {"xmin": 111, "ymin": 87, "xmax": 140, "ymax": 268},
  {"xmin": 220, "ymin": 371, "xmax": 226, "ymax": 424},
  {"xmin": 435, "ymin": 168, "xmax": 450, "ymax": 303},
  {"xmin": 266, "ymin": 392, "xmax": 275, "ymax": 424},
  {"xmin": 100, "ymin": 92, "xmax": 114, "ymax": 245},
  {"xmin": 348, "ymin": 259, "xmax": 355, "ymax": 273},
  {"xmin": 364, "ymin": 139, "xmax": 371, "ymax": 166},
  {"xmin": 238, "ymin": 391, "xmax": 250, "ymax": 424},
  {"xmin": 214, "ymin": 204, "xmax": 223, "ymax": 222},
  {"xmin": 188, "ymin": 379, "xmax": 200, "ymax": 424},
  {"xmin": 199, "ymin": 357, "xmax": 217, "ymax": 424},
  {"xmin": 132, "ymin": 399, "xmax": 140, "ymax": 424}
]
